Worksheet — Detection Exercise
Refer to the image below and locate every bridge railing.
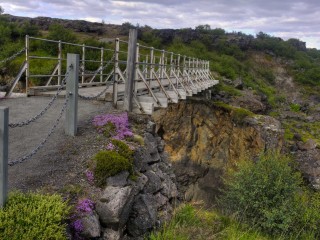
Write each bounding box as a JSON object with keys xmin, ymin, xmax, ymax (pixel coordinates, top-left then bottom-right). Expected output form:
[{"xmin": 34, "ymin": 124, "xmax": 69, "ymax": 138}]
[
  {"xmin": 26, "ymin": 36, "xmax": 115, "ymax": 87},
  {"xmin": 4, "ymin": 30, "xmax": 215, "ymax": 108}
]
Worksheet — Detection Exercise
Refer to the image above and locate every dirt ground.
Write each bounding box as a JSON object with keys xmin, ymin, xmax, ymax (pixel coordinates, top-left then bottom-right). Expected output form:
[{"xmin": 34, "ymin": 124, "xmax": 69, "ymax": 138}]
[{"xmin": 0, "ymin": 96, "xmax": 122, "ymax": 194}]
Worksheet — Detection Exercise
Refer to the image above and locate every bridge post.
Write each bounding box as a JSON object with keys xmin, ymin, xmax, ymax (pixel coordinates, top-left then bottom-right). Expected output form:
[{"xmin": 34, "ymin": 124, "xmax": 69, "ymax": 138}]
[
  {"xmin": 124, "ymin": 29, "xmax": 137, "ymax": 112},
  {"xmin": 58, "ymin": 40, "xmax": 62, "ymax": 85},
  {"xmin": 25, "ymin": 35, "xmax": 30, "ymax": 93},
  {"xmin": 65, "ymin": 53, "xmax": 79, "ymax": 136},
  {"xmin": 149, "ymin": 47, "xmax": 154, "ymax": 94},
  {"xmin": 100, "ymin": 47, "xmax": 104, "ymax": 83},
  {"xmin": 0, "ymin": 107, "xmax": 8, "ymax": 208},
  {"xmin": 81, "ymin": 44, "xmax": 85, "ymax": 84},
  {"xmin": 135, "ymin": 43, "xmax": 140, "ymax": 95},
  {"xmin": 113, "ymin": 38, "xmax": 120, "ymax": 107}
]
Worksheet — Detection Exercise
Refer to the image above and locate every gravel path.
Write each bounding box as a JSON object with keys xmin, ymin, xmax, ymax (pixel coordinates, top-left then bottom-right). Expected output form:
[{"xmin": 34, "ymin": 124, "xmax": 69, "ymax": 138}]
[{"xmin": 0, "ymin": 96, "xmax": 120, "ymax": 192}]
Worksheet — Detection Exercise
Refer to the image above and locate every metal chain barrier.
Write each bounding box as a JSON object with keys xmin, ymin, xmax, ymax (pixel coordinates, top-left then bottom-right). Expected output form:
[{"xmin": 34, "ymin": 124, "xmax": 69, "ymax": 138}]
[
  {"xmin": 8, "ymin": 94, "xmax": 70, "ymax": 166},
  {"xmin": 8, "ymin": 67, "xmax": 71, "ymax": 128},
  {"xmin": 0, "ymin": 48, "xmax": 26, "ymax": 64},
  {"xmin": 78, "ymin": 80, "xmax": 113, "ymax": 100},
  {"xmin": 78, "ymin": 55, "xmax": 115, "ymax": 100}
]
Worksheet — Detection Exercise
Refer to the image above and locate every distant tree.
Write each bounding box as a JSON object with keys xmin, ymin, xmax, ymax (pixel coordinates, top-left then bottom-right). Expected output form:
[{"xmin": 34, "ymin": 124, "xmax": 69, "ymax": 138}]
[
  {"xmin": 47, "ymin": 24, "xmax": 77, "ymax": 42},
  {"xmin": 211, "ymin": 28, "xmax": 225, "ymax": 36},
  {"xmin": 0, "ymin": 6, "xmax": 4, "ymax": 15},
  {"xmin": 120, "ymin": 22, "xmax": 135, "ymax": 35},
  {"xmin": 195, "ymin": 24, "xmax": 211, "ymax": 32}
]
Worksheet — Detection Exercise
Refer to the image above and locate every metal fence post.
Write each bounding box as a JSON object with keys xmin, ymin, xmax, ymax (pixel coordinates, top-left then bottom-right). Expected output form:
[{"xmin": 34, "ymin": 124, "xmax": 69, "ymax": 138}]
[
  {"xmin": 58, "ymin": 40, "xmax": 62, "ymax": 85},
  {"xmin": 0, "ymin": 107, "xmax": 8, "ymax": 208},
  {"xmin": 124, "ymin": 29, "xmax": 137, "ymax": 112},
  {"xmin": 113, "ymin": 38, "xmax": 120, "ymax": 107},
  {"xmin": 65, "ymin": 54, "xmax": 79, "ymax": 136},
  {"xmin": 25, "ymin": 35, "xmax": 29, "ymax": 93}
]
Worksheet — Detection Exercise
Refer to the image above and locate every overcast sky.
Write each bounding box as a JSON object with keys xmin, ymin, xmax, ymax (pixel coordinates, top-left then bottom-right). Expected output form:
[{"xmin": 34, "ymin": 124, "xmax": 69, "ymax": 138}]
[{"xmin": 2, "ymin": 0, "xmax": 320, "ymax": 49}]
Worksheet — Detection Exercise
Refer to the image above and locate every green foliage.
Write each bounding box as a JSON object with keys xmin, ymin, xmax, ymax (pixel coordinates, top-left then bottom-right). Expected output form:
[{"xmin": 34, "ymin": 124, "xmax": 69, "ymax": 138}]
[
  {"xmin": 47, "ymin": 24, "xmax": 77, "ymax": 43},
  {"xmin": 290, "ymin": 103, "xmax": 301, "ymax": 112},
  {"xmin": 213, "ymin": 101, "xmax": 254, "ymax": 123},
  {"xmin": 111, "ymin": 139, "xmax": 134, "ymax": 161},
  {"xmin": 149, "ymin": 204, "xmax": 269, "ymax": 240},
  {"xmin": 0, "ymin": 192, "xmax": 69, "ymax": 240},
  {"xmin": 221, "ymin": 152, "xmax": 320, "ymax": 237},
  {"xmin": 103, "ymin": 122, "xmax": 116, "ymax": 137},
  {"xmin": 93, "ymin": 150, "xmax": 133, "ymax": 187},
  {"xmin": 282, "ymin": 119, "xmax": 320, "ymax": 145}
]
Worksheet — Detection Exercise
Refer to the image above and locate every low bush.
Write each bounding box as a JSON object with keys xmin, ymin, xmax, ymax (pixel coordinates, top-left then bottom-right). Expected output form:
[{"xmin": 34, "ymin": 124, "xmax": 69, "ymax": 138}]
[
  {"xmin": 111, "ymin": 139, "xmax": 134, "ymax": 161},
  {"xmin": 0, "ymin": 192, "xmax": 69, "ymax": 240},
  {"xmin": 221, "ymin": 151, "xmax": 320, "ymax": 237}
]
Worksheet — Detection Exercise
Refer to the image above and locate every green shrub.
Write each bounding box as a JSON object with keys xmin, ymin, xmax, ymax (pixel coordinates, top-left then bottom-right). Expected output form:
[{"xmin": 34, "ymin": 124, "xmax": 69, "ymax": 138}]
[
  {"xmin": 111, "ymin": 139, "xmax": 134, "ymax": 161},
  {"xmin": 0, "ymin": 192, "xmax": 69, "ymax": 240},
  {"xmin": 103, "ymin": 122, "xmax": 116, "ymax": 137},
  {"xmin": 222, "ymin": 152, "xmax": 304, "ymax": 235},
  {"xmin": 213, "ymin": 101, "xmax": 254, "ymax": 124},
  {"xmin": 290, "ymin": 103, "xmax": 301, "ymax": 112},
  {"xmin": 93, "ymin": 150, "xmax": 133, "ymax": 187}
]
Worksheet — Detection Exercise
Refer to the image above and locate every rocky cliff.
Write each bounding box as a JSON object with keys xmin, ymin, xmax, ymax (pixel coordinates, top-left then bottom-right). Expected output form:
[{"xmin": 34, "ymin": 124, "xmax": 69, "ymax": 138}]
[{"xmin": 153, "ymin": 99, "xmax": 283, "ymax": 206}]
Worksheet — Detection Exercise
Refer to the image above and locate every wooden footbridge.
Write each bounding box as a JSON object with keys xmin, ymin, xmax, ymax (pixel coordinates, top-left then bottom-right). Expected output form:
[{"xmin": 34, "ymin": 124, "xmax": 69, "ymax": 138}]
[{"xmin": 5, "ymin": 29, "xmax": 218, "ymax": 115}]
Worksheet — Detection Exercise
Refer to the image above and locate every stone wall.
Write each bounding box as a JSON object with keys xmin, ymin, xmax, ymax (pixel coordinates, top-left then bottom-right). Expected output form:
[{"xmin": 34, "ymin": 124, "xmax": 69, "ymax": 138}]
[{"xmin": 78, "ymin": 128, "xmax": 178, "ymax": 240}]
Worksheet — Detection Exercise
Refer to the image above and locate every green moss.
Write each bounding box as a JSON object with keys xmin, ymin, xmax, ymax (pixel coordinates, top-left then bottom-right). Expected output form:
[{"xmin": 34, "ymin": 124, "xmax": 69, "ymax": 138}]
[
  {"xmin": 0, "ymin": 192, "xmax": 70, "ymax": 240},
  {"xmin": 213, "ymin": 101, "xmax": 255, "ymax": 124},
  {"xmin": 93, "ymin": 150, "xmax": 133, "ymax": 187},
  {"xmin": 282, "ymin": 120, "xmax": 320, "ymax": 145},
  {"xmin": 103, "ymin": 122, "xmax": 116, "ymax": 138},
  {"xmin": 290, "ymin": 103, "xmax": 301, "ymax": 112},
  {"xmin": 111, "ymin": 139, "xmax": 134, "ymax": 161},
  {"xmin": 149, "ymin": 204, "xmax": 269, "ymax": 240},
  {"xmin": 215, "ymin": 83, "xmax": 243, "ymax": 96}
]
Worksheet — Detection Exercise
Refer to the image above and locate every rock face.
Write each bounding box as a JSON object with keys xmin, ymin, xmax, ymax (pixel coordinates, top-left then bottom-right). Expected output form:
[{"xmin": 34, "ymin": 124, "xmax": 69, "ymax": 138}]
[
  {"xmin": 82, "ymin": 129, "xmax": 178, "ymax": 239},
  {"xmin": 153, "ymin": 100, "xmax": 283, "ymax": 206}
]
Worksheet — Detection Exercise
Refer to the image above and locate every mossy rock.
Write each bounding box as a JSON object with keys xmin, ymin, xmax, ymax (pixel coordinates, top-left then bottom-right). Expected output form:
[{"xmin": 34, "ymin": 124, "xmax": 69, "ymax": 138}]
[{"xmin": 93, "ymin": 150, "xmax": 133, "ymax": 187}]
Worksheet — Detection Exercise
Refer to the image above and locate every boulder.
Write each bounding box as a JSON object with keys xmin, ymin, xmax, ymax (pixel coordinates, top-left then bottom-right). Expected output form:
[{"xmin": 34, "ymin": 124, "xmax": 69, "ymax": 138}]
[
  {"xmin": 107, "ymin": 171, "xmax": 129, "ymax": 187},
  {"xmin": 295, "ymin": 149, "xmax": 320, "ymax": 189},
  {"xmin": 127, "ymin": 194, "xmax": 157, "ymax": 237},
  {"xmin": 161, "ymin": 174, "xmax": 178, "ymax": 199},
  {"xmin": 146, "ymin": 121, "xmax": 156, "ymax": 135},
  {"xmin": 96, "ymin": 185, "xmax": 134, "ymax": 227},
  {"xmin": 144, "ymin": 133, "xmax": 158, "ymax": 154},
  {"xmin": 143, "ymin": 170, "xmax": 162, "ymax": 194},
  {"xmin": 103, "ymin": 228, "xmax": 121, "ymax": 240},
  {"xmin": 80, "ymin": 211, "xmax": 101, "ymax": 238},
  {"xmin": 297, "ymin": 139, "xmax": 317, "ymax": 151}
]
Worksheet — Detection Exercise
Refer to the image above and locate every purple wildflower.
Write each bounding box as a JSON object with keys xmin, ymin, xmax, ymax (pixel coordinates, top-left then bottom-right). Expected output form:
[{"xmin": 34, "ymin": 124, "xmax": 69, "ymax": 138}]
[
  {"xmin": 93, "ymin": 112, "xmax": 133, "ymax": 140},
  {"xmin": 72, "ymin": 219, "xmax": 84, "ymax": 232},
  {"xmin": 85, "ymin": 170, "xmax": 94, "ymax": 184},
  {"xmin": 106, "ymin": 142, "xmax": 115, "ymax": 150},
  {"xmin": 76, "ymin": 199, "xmax": 94, "ymax": 213}
]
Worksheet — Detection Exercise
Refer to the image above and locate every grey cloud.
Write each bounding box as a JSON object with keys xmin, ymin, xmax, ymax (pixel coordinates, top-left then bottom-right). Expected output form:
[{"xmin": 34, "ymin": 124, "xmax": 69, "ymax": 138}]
[{"xmin": 2, "ymin": 0, "xmax": 320, "ymax": 48}]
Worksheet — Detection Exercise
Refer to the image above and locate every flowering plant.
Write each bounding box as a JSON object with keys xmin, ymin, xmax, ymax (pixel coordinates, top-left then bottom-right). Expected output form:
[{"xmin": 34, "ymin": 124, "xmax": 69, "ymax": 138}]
[{"xmin": 93, "ymin": 112, "xmax": 133, "ymax": 140}]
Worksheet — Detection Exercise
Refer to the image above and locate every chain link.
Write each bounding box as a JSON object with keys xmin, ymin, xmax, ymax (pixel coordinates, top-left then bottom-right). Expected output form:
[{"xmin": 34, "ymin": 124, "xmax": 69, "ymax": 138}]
[
  {"xmin": 78, "ymin": 81, "xmax": 113, "ymax": 100},
  {"xmin": 8, "ymin": 94, "xmax": 70, "ymax": 166},
  {"xmin": 0, "ymin": 48, "xmax": 26, "ymax": 64},
  {"xmin": 8, "ymin": 68, "xmax": 71, "ymax": 128}
]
